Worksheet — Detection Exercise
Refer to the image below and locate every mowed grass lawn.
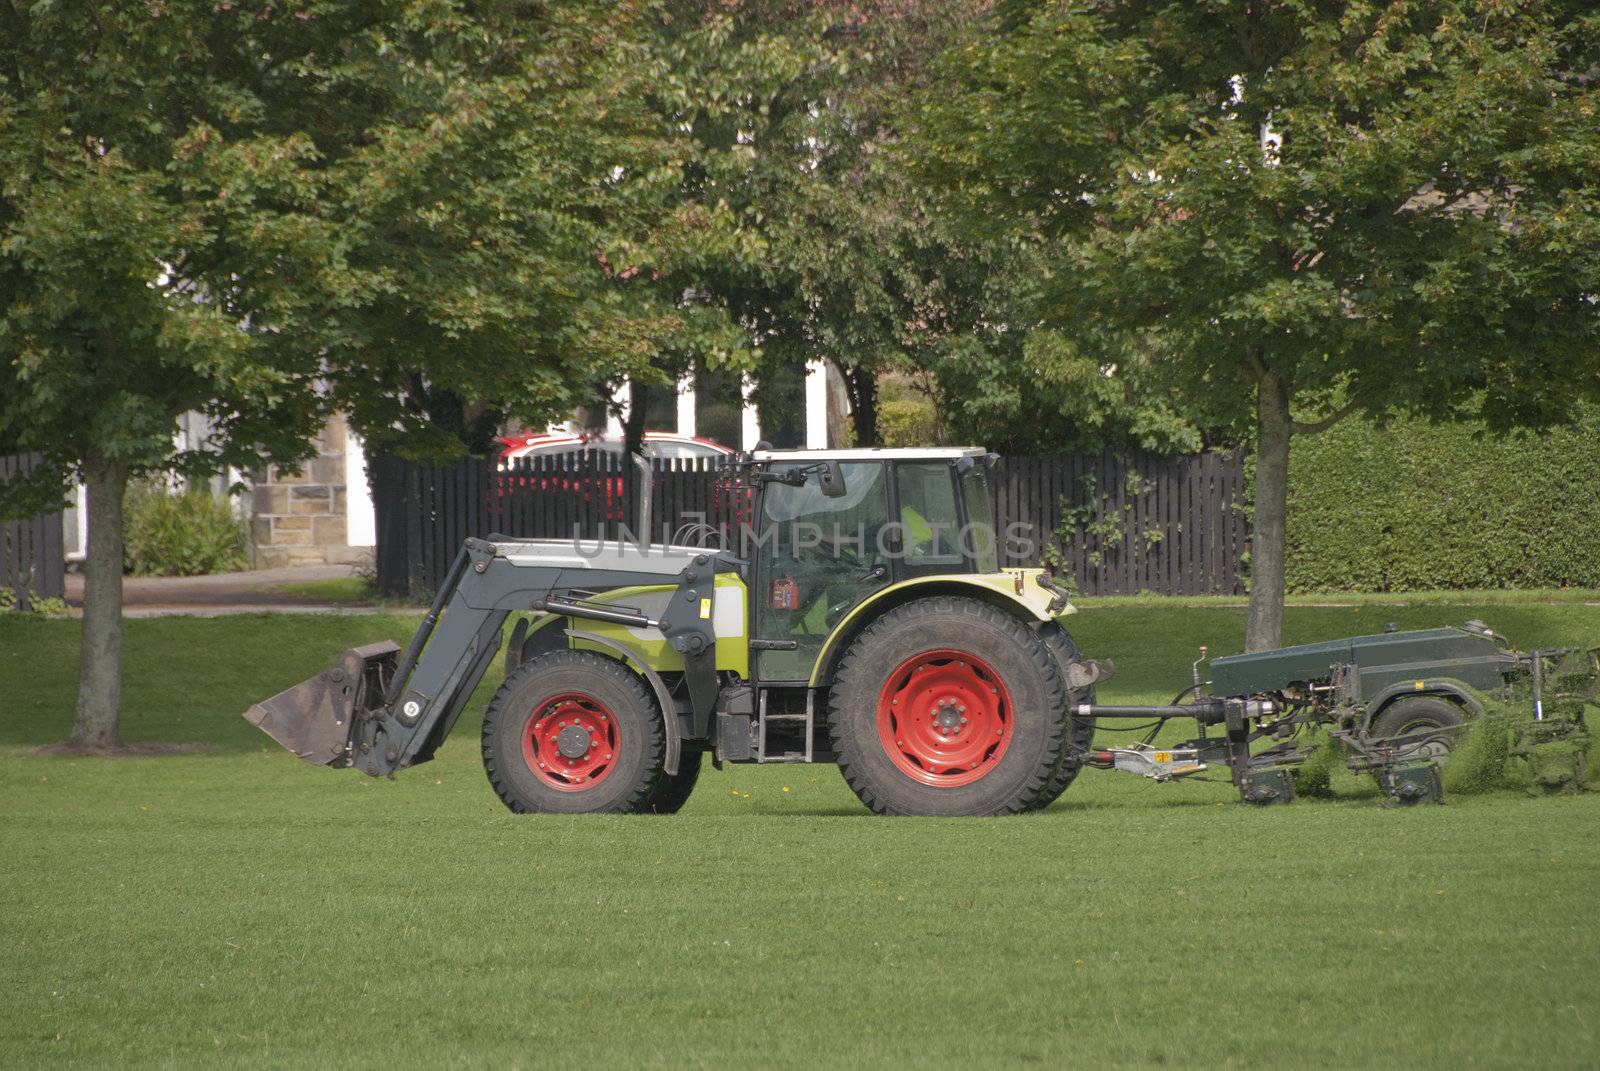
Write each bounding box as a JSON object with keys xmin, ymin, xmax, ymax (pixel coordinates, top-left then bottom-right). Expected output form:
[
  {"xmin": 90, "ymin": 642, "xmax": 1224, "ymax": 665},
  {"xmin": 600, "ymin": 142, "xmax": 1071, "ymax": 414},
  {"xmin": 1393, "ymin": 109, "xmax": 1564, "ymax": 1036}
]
[{"xmin": 4, "ymin": 598, "xmax": 1600, "ymax": 1068}]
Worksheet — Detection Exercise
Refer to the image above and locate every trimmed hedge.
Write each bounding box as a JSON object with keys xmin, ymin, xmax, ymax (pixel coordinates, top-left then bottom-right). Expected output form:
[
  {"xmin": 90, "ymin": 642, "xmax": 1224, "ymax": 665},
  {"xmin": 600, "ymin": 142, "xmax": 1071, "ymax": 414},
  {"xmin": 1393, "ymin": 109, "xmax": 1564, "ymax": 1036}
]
[{"xmin": 1285, "ymin": 409, "xmax": 1600, "ymax": 592}]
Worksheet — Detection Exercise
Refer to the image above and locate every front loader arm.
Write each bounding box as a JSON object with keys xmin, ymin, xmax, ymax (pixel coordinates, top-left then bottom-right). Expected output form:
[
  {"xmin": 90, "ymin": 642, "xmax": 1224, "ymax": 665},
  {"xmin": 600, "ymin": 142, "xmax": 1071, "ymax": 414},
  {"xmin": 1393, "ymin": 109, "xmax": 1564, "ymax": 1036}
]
[{"xmin": 246, "ymin": 537, "xmax": 737, "ymax": 778}]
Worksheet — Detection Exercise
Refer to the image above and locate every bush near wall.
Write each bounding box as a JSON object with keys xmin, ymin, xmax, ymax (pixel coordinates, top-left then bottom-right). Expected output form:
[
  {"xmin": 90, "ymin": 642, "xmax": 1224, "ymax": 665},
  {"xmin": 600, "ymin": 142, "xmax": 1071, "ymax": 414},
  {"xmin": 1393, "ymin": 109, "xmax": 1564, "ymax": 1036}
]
[
  {"xmin": 1285, "ymin": 409, "xmax": 1600, "ymax": 592},
  {"xmin": 124, "ymin": 485, "xmax": 248, "ymax": 577}
]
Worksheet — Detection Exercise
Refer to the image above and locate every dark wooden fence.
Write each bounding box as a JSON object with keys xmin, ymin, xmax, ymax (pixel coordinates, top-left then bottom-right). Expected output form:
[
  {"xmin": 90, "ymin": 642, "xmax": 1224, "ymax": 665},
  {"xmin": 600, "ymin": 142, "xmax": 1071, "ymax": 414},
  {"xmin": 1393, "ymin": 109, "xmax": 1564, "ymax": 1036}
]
[
  {"xmin": 1, "ymin": 453, "xmax": 67, "ymax": 611},
  {"xmin": 993, "ymin": 450, "xmax": 1249, "ymax": 596},
  {"xmin": 370, "ymin": 450, "xmax": 1248, "ymax": 597}
]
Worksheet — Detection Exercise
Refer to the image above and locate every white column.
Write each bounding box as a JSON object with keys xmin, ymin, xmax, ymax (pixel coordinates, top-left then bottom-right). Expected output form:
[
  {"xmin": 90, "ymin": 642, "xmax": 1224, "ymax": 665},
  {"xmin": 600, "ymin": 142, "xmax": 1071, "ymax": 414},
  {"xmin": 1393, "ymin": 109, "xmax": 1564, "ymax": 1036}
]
[
  {"xmin": 740, "ymin": 374, "xmax": 761, "ymax": 450},
  {"xmin": 676, "ymin": 371, "xmax": 696, "ymax": 437},
  {"xmin": 67, "ymin": 483, "xmax": 88, "ymax": 561},
  {"xmin": 605, "ymin": 380, "xmax": 629, "ymax": 438},
  {"xmin": 345, "ymin": 425, "xmax": 376, "ymax": 547},
  {"xmin": 804, "ymin": 359, "xmax": 828, "ymax": 449}
]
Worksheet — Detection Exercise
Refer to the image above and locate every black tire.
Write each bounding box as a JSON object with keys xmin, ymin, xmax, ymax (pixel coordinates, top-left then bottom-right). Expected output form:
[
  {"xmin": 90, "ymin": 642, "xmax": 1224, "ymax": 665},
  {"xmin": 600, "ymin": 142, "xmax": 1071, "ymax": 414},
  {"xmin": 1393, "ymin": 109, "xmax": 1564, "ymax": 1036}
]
[
  {"xmin": 481, "ymin": 650, "xmax": 663, "ymax": 814},
  {"xmin": 644, "ymin": 748, "xmax": 704, "ymax": 815},
  {"xmin": 1026, "ymin": 626, "xmax": 1097, "ymax": 811},
  {"xmin": 1368, "ymin": 695, "xmax": 1465, "ymax": 765},
  {"xmin": 828, "ymin": 596, "xmax": 1069, "ymax": 816}
]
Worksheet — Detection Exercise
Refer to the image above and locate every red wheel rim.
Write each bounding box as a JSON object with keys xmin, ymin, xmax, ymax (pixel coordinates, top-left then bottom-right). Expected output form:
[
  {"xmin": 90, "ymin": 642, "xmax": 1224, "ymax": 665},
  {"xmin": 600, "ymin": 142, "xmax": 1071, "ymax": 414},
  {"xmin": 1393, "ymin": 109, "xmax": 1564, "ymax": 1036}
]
[
  {"xmin": 876, "ymin": 649, "xmax": 1014, "ymax": 788},
  {"xmin": 521, "ymin": 692, "xmax": 620, "ymax": 792}
]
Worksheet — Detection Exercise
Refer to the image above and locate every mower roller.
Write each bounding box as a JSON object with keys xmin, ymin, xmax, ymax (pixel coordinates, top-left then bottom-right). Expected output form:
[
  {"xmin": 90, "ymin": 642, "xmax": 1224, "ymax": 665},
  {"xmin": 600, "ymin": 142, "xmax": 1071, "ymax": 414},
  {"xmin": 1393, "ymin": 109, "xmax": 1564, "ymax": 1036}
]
[{"xmin": 246, "ymin": 447, "xmax": 1594, "ymax": 814}]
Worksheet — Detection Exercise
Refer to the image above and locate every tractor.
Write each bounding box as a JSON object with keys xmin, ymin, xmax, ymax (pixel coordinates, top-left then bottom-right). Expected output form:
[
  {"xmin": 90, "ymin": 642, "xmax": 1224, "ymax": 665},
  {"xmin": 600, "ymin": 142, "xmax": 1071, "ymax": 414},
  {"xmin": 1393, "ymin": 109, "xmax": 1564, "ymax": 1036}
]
[
  {"xmin": 249, "ymin": 448, "xmax": 1108, "ymax": 816},
  {"xmin": 247, "ymin": 446, "xmax": 1596, "ymax": 813}
]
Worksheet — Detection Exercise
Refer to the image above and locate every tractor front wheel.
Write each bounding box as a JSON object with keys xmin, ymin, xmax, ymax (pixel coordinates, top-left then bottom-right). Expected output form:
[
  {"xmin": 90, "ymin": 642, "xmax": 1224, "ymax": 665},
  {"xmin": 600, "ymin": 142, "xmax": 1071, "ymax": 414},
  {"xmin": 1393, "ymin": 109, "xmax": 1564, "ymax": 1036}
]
[
  {"xmin": 644, "ymin": 748, "xmax": 704, "ymax": 814},
  {"xmin": 828, "ymin": 596, "xmax": 1068, "ymax": 816},
  {"xmin": 482, "ymin": 651, "xmax": 663, "ymax": 814}
]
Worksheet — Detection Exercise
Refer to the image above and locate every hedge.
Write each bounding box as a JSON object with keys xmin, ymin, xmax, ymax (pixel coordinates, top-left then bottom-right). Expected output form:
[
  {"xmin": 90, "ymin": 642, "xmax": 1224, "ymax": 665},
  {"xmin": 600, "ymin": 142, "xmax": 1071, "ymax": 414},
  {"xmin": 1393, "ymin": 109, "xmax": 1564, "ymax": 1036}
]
[{"xmin": 1284, "ymin": 409, "xmax": 1600, "ymax": 592}]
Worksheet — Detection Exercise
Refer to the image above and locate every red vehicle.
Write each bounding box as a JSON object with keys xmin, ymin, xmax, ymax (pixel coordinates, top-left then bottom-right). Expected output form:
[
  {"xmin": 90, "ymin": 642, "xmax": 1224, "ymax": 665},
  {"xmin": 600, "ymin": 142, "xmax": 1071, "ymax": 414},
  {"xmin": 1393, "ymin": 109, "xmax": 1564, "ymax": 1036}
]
[
  {"xmin": 498, "ymin": 430, "xmax": 733, "ymax": 464},
  {"xmin": 492, "ymin": 431, "xmax": 736, "ymax": 530}
]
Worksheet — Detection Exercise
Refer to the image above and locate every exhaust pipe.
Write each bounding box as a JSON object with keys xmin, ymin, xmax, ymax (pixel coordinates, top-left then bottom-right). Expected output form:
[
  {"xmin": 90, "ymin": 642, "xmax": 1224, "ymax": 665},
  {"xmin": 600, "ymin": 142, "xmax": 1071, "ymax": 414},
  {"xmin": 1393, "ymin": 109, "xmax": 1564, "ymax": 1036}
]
[{"xmin": 245, "ymin": 641, "xmax": 400, "ymax": 766}]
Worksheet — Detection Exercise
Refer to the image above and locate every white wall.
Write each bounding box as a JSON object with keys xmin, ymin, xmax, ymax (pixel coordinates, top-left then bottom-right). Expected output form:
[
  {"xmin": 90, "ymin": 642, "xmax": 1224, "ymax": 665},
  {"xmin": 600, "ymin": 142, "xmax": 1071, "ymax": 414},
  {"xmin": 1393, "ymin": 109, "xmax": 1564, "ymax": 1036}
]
[
  {"xmin": 345, "ymin": 425, "xmax": 376, "ymax": 547},
  {"xmin": 805, "ymin": 360, "xmax": 829, "ymax": 448}
]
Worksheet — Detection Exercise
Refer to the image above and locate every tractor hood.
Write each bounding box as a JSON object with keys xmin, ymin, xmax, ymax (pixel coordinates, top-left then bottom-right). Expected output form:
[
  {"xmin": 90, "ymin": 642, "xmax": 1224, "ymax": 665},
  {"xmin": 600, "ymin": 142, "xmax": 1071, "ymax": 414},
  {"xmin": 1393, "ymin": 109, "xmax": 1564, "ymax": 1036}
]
[{"xmin": 1208, "ymin": 626, "xmax": 1510, "ymax": 697}]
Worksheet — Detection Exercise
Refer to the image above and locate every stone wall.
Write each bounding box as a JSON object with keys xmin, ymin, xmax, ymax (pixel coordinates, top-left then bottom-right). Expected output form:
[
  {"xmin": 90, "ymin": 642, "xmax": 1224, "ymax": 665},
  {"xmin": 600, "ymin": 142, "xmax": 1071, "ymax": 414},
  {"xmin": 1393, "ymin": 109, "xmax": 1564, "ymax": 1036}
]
[{"xmin": 249, "ymin": 413, "xmax": 355, "ymax": 568}]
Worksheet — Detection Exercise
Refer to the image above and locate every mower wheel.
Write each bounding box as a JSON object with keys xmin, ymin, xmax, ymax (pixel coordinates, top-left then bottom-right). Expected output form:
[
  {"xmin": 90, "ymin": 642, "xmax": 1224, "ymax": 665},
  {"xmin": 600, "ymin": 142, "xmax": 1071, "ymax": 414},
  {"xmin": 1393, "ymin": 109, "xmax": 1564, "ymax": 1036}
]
[
  {"xmin": 829, "ymin": 596, "xmax": 1069, "ymax": 816},
  {"xmin": 481, "ymin": 650, "xmax": 663, "ymax": 814},
  {"xmin": 644, "ymin": 748, "xmax": 704, "ymax": 815},
  {"xmin": 1369, "ymin": 696, "xmax": 1465, "ymax": 765}
]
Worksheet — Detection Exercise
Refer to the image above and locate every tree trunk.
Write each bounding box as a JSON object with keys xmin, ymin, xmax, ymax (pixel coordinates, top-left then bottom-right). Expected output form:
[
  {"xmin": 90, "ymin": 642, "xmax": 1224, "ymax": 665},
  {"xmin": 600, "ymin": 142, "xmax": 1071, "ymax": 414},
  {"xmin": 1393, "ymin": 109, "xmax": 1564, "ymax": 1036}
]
[
  {"xmin": 1246, "ymin": 371, "xmax": 1292, "ymax": 653},
  {"xmin": 621, "ymin": 381, "xmax": 648, "ymax": 535},
  {"xmin": 846, "ymin": 366, "xmax": 878, "ymax": 447},
  {"xmin": 72, "ymin": 458, "xmax": 129, "ymax": 748}
]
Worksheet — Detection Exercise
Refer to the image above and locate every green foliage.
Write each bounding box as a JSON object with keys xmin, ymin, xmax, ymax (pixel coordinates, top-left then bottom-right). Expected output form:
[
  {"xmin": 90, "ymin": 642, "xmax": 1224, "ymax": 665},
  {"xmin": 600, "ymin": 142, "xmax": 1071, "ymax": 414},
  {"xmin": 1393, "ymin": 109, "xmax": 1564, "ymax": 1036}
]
[
  {"xmin": 0, "ymin": 586, "xmax": 66, "ymax": 616},
  {"xmin": 319, "ymin": 2, "xmax": 757, "ymax": 459},
  {"xmin": 27, "ymin": 596, "xmax": 65, "ymax": 617},
  {"xmin": 913, "ymin": 1, "xmax": 1600, "ymax": 436},
  {"xmin": 877, "ymin": 398, "xmax": 939, "ymax": 448},
  {"xmin": 1286, "ymin": 409, "xmax": 1600, "ymax": 592},
  {"xmin": 123, "ymin": 485, "xmax": 246, "ymax": 578},
  {"xmin": 1443, "ymin": 714, "xmax": 1515, "ymax": 796},
  {"xmin": 933, "ymin": 322, "xmax": 1206, "ymax": 455},
  {"xmin": 1291, "ymin": 731, "xmax": 1344, "ymax": 798},
  {"xmin": 1044, "ymin": 471, "xmax": 1163, "ymax": 577},
  {"xmin": 910, "ymin": 0, "xmax": 1600, "ymax": 642}
]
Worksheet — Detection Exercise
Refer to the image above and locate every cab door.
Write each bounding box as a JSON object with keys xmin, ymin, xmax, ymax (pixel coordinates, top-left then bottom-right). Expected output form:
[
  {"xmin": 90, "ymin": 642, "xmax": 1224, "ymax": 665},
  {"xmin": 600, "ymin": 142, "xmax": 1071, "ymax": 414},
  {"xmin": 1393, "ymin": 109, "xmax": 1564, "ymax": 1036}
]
[{"xmin": 751, "ymin": 462, "xmax": 893, "ymax": 682}]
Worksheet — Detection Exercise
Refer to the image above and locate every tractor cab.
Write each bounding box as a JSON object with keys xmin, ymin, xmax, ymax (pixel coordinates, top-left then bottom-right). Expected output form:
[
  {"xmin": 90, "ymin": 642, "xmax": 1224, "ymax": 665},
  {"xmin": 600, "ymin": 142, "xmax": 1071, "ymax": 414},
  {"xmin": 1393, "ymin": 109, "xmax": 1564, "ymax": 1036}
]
[{"xmin": 742, "ymin": 448, "xmax": 1000, "ymax": 683}]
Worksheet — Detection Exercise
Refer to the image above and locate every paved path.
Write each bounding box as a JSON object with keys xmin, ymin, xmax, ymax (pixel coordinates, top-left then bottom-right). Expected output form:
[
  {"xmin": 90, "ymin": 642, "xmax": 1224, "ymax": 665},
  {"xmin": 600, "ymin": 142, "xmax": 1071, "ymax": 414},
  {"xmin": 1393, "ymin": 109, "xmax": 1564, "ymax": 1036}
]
[{"xmin": 63, "ymin": 563, "xmax": 393, "ymax": 617}]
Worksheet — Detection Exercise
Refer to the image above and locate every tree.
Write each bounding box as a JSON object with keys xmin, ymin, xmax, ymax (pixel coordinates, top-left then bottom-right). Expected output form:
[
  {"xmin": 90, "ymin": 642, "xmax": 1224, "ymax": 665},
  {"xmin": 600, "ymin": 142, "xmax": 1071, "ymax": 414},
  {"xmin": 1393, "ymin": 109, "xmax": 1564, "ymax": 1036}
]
[
  {"xmin": 0, "ymin": 3, "xmax": 348, "ymax": 746},
  {"xmin": 646, "ymin": 0, "xmax": 1003, "ymax": 447},
  {"xmin": 313, "ymin": 2, "xmax": 754, "ymax": 461},
  {"xmin": 0, "ymin": 1, "xmax": 744, "ymax": 747},
  {"xmin": 912, "ymin": 0, "xmax": 1600, "ymax": 647}
]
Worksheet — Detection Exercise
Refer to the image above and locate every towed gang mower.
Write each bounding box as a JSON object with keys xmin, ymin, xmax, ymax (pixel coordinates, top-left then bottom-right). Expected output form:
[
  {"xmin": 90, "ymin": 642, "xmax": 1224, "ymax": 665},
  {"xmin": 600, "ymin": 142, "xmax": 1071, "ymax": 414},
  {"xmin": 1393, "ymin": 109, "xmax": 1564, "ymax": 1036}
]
[{"xmin": 246, "ymin": 447, "xmax": 1594, "ymax": 814}]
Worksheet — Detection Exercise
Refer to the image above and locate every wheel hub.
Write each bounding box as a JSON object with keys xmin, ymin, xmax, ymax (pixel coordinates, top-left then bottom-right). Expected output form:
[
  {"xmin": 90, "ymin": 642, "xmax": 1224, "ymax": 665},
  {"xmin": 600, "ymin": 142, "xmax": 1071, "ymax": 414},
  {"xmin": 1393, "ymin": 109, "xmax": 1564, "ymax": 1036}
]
[
  {"xmin": 521, "ymin": 693, "xmax": 619, "ymax": 792},
  {"xmin": 933, "ymin": 698, "xmax": 967, "ymax": 734},
  {"xmin": 556, "ymin": 724, "xmax": 593, "ymax": 759},
  {"xmin": 877, "ymin": 649, "xmax": 1014, "ymax": 788}
]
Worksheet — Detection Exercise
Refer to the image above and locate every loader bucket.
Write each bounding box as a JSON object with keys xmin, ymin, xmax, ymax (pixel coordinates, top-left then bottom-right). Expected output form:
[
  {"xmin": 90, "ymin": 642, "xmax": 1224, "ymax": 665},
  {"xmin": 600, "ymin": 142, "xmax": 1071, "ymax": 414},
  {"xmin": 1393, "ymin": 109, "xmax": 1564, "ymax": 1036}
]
[{"xmin": 245, "ymin": 641, "xmax": 401, "ymax": 766}]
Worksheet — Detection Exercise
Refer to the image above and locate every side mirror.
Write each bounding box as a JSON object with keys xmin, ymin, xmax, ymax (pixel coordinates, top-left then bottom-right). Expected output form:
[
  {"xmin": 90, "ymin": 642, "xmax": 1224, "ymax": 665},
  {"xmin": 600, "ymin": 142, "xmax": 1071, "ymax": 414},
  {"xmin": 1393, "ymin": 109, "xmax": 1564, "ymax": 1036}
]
[{"xmin": 817, "ymin": 461, "xmax": 847, "ymax": 498}]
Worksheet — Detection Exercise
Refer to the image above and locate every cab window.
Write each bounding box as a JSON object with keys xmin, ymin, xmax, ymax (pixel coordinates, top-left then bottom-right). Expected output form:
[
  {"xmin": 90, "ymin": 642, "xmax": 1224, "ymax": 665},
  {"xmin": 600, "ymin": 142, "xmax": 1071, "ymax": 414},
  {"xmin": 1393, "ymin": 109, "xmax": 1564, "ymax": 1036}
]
[
  {"xmin": 754, "ymin": 462, "xmax": 891, "ymax": 681},
  {"xmin": 959, "ymin": 463, "xmax": 1000, "ymax": 572},
  {"xmin": 894, "ymin": 462, "xmax": 963, "ymax": 574}
]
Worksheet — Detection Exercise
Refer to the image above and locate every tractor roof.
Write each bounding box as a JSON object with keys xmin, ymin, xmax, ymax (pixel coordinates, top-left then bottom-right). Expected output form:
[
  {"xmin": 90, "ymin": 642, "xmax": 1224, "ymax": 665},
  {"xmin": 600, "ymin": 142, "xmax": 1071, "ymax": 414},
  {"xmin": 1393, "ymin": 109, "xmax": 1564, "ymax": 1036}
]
[{"xmin": 751, "ymin": 447, "xmax": 987, "ymax": 462}]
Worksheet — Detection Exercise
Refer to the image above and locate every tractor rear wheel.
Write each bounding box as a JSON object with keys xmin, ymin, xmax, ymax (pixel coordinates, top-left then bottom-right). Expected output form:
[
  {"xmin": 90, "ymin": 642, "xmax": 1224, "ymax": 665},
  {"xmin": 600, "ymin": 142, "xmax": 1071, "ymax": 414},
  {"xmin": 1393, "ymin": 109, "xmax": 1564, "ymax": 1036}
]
[
  {"xmin": 1369, "ymin": 696, "xmax": 1465, "ymax": 765},
  {"xmin": 481, "ymin": 651, "xmax": 663, "ymax": 814},
  {"xmin": 1026, "ymin": 626, "xmax": 1097, "ymax": 811},
  {"xmin": 828, "ymin": 596, "xmax": 1068, "ymax": 816},
  {"xmin": 644, "ymin": 748, "xmax": 704, "ymax": 814}
]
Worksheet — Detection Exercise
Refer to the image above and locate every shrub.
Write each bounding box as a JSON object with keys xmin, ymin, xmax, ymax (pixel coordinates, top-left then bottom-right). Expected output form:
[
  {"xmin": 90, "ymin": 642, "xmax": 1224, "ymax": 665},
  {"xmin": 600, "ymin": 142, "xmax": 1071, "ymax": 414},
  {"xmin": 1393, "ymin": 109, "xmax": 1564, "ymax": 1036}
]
[
  {"xmin": 0, "ymin": 586, "xmax": 68, "ymax": 616},
  {"xmin": 1285, "ymin": 407, "xmax": 1600, "ymax": 592},
  {"xmin": 124, "ymin": 484, "xmax": 248, "ymax": 577},
  {"xmin": 878, "ymin": 398, "xmax": 940, "ymax": 447}
]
